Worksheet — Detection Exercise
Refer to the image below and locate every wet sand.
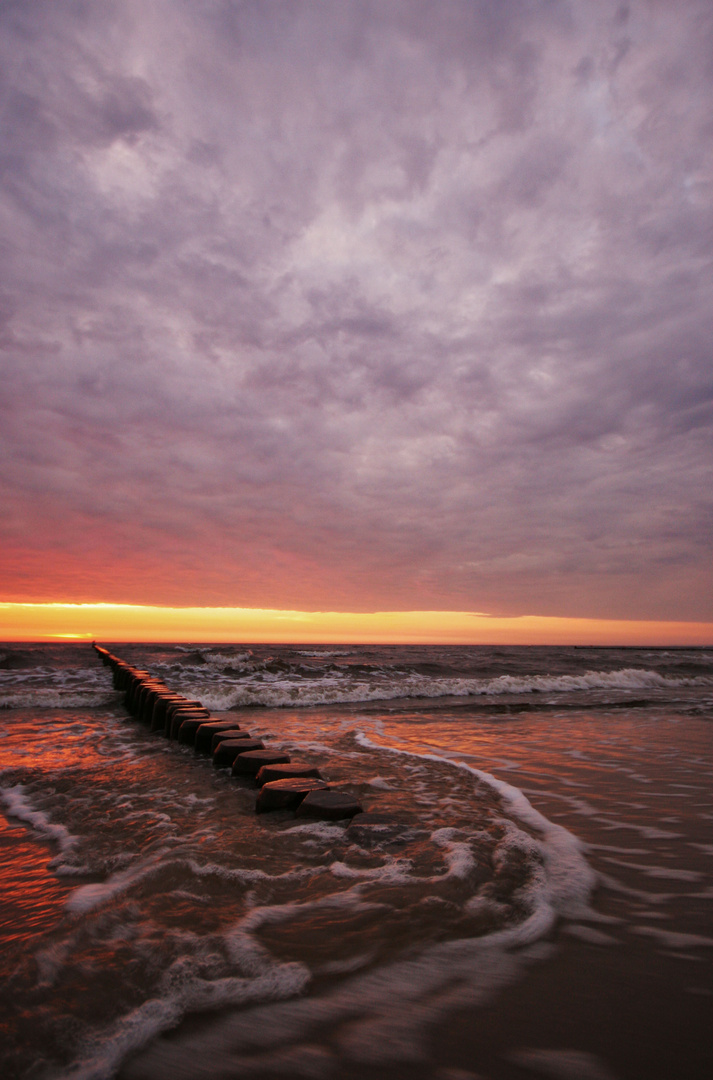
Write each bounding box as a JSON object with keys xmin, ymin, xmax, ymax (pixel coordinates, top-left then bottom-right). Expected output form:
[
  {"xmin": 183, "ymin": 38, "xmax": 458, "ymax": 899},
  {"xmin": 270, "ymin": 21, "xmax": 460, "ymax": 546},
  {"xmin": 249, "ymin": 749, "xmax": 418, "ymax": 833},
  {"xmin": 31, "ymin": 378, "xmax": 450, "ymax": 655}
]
[{"xmin": 119, "ymin": 924, "xmax": 713, "ymax": 1080}]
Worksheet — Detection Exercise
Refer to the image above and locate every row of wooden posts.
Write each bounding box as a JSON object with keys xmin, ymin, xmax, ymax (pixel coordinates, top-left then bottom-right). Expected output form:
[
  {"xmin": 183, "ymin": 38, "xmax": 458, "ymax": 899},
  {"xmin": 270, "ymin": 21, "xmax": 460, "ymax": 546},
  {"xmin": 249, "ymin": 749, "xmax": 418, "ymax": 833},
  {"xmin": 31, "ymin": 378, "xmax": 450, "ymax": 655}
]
[{"xmin": 92, "ymin": 644, "xmax": 363, "ymax": 820}]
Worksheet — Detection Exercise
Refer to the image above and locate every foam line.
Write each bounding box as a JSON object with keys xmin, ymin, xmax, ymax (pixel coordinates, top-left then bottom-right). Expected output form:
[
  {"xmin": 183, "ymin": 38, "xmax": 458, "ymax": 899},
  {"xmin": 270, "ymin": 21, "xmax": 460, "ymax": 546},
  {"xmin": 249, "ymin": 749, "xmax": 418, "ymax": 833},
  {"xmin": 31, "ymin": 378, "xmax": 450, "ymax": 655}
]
[
  {"xmin": 0, "ymin": 689, "xmax": 120, "ymax": 709},
  {"xmin": 0, "ymin": 783, "xmax": 78, "ymax": 854},
  {"xmin": 181, "ymin": 666, "xmax": 710, "ymax": 712},
  {"xmin": 56, "ymin": 962, "xmax": 311, "ymax": 1080},
  {"xmin": 354, "ymin": 730, "xmax": 597, "ymax": 920}
]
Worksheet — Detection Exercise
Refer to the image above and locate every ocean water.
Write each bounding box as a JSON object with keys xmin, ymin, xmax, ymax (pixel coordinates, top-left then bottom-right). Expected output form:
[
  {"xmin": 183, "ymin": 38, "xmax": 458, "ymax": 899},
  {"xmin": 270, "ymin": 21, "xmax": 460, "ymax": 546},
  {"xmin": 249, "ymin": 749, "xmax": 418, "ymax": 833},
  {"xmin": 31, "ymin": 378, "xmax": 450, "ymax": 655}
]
[{"xmin": 0, "ymin": 642, "xmax": 711, "ymax": 1080}]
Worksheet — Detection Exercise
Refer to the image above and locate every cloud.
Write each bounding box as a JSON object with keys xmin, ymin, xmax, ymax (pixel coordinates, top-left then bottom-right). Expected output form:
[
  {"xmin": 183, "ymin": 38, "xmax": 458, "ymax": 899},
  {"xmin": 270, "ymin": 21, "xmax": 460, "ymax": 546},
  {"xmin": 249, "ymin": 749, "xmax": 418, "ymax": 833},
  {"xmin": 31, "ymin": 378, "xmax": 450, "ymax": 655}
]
[{"xmin": 1, "ymin": 0, "xmax": 711, "ymax": 619}]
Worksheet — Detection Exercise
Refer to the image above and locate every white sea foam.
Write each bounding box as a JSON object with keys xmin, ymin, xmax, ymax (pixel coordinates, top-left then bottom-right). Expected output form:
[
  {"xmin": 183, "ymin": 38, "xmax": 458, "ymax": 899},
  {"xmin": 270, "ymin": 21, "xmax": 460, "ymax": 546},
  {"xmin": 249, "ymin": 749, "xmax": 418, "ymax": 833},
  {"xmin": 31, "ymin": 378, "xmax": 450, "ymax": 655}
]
[
  {"xmin": 431, "ymin": 827, "xmax": 478, "ymax": 879},
  {"xmin": 228, "ymin": 887, "xmax": 390, "ymax": 942},
  {"xmin": 119, "ymin": 907, "xmax": 577, "ymax": 1077},
  {"xmin": 327, "ymin": 858, "xmax": 414, "ymax": 884},
  {"xmin": 56, "ymin": 962, "xmax": 311, "ymax": 1080},
  {"xmin": 296, "ymin": 650, "xmax": 352, "ymax": 657},
  {"xmin": 0, "ymin": 688, "xmax": 120, "ymax": 709},
  {"xmin": 185, "ymin": 666, "xmax": 707, "ymax": 711},
  {"xmin": 283, "ymin": 820, "xmax": 350, "ymax": 842},
  {"xmin": 203, "ymin": 650, "xmax": 253, "ymax": 666},
  {"xmin": 7, "ymin": 642, "xmax": 707, "ymax": 1080},
  {"xmin": 366, "ymin": 775, "xmax": 395, "ymax": 790},
  {"xmin": 354, "ymin": 731, "xmax": 597, "ymax": 922},
  {"xmin": 0, "ymin": 783, "xmax": 78, "ymax": 854},
  {"xmin": 65, "ymin": 853, "xmax": 172, "ymax": 914},
  {"xmin": 65, "ymin": 854, "xmax": 319, "ymax": 915},
  {"xmin": 57, "ymin": 772, "xmax": 593, "ymax": 1080}
]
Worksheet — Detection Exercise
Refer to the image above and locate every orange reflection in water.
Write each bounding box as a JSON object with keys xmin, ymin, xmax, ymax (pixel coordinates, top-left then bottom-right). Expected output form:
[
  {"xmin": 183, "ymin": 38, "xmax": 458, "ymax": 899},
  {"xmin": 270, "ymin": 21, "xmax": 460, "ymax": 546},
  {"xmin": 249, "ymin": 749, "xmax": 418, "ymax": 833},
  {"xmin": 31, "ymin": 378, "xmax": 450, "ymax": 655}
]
[
  {"xmin": 0, "ymin": 815, "xmax": 73, "ymax": 955},
  {"xmin": 0, "ymin": 719, "xmax": 113, "ymax": 970}
]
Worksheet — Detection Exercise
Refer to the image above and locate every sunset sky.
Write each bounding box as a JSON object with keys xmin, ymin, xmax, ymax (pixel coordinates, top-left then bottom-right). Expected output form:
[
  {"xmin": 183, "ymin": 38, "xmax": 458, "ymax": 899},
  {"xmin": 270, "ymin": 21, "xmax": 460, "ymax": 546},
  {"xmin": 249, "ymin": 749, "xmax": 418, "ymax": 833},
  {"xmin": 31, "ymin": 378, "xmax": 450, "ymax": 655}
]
[{"xmin": 1, "ymin": 1, "xmax": 711, "ymax": 644}]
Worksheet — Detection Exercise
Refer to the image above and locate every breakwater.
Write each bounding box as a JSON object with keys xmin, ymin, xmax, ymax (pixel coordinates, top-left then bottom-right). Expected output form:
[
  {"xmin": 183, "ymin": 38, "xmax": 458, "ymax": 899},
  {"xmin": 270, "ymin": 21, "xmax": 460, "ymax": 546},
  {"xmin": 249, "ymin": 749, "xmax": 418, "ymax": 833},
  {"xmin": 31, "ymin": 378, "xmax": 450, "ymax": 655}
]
[{"xmin": 92, "ymin": 643, "xmax": 363, "ymax": 820}]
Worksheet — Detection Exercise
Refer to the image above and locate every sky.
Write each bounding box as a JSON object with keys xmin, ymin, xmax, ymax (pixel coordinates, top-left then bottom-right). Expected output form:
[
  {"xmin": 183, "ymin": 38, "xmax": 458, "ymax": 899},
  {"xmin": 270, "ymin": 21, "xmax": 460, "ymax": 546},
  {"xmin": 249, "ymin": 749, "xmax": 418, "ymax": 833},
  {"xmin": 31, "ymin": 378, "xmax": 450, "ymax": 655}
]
[
  {"xmin": 1, "ymin": 0, "xmax": 712, "ymax": 642},
  {"xmin": 3, "ymin": 603, "xmax": 712, "ymax": 646}
]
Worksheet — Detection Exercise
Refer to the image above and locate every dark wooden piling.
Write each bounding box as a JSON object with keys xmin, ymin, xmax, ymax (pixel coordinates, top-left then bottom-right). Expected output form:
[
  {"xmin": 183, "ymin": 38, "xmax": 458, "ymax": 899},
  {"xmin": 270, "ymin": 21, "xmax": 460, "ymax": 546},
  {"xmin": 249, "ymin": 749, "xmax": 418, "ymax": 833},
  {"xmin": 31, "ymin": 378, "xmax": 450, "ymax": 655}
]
[
  {"xmin": 210, "ymin": 728, "xmax": 251, "ymax": 752},
  {"xmin": 194, "ymin": 721, "xmax": 240, "ymax": 754},
  {"xmin": 177, "ymin": 716, "xmax": 217, "ymax": 745},
  {"xmin": 169, "ymin": 708, "xmax": 210, "ymax": 740},
  {"xmin": 296, "ymin": 789, "xmax": 363, "ymax": 820},
  {"xmin": 255, "ymin": 761, "xmax": 323, "ymax": 786},
  {"xmin": 255, "ymin": 777, "xmax": 330, "ymax": 813},
  {"xmin": 231, "ymin": 749, "xmax": 291, "ymax": 777},
  {"xmin": 92, "ymin": 645, "xmax": 364, "ymax": 821},
  {"xmin": 213, "ymin": 738, "xmax": 265, "ymax": 768}
]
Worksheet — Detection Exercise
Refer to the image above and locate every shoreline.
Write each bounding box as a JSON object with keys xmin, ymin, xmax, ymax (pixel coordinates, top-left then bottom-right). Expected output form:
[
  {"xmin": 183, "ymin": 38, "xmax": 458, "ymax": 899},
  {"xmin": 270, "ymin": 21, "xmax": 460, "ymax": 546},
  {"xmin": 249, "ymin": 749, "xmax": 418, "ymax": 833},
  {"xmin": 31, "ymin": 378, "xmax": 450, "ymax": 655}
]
[{"xmin": 0, "ymin": 644, "xmax": 710, "ymax": 1079}]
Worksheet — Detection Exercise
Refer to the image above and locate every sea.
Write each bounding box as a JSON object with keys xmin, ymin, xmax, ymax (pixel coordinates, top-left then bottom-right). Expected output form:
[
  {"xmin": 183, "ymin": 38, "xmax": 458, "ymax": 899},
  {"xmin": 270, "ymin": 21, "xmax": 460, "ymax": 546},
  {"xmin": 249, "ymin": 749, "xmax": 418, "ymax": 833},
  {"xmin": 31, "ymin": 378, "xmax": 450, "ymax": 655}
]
[{"xmin": 0, "ymin": 641, "xmax": 711, "ymax": 1080}]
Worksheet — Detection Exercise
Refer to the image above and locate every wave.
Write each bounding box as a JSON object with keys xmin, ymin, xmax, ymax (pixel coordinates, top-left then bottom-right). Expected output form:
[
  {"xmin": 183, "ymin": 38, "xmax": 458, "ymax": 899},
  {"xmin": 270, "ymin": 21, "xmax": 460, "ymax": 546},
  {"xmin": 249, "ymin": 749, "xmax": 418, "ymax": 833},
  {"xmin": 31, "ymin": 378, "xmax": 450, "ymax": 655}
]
[
  {"xmin": 0, "ymin": 783, "xmax": 79, "ymax": 855},
  {"xmin": 202, "ymin": 649, "xmax": 254, "ymax": 665},
  {"xmin": 296, "ymin": 649, "xmax": 353, "ymax": 657},
  {"xmin": 65, "ymin": 742, "xmax": 597, "ymax": 1080},
  {"xmin": 191, "ymin": 666, "xmax": 706, "ymax": 711},
  {"xmin": 353, "ymin": 730, "xmax": 597, "ymax": 919},
  {"xmin": 56, "ymin": 962, "xmax": 311, "ymax": 1080},
  {"xmin": 0, "ymin": 688, "xmax": 121, "ymax": 710},
  {"xmin": 0, "ymin": 694, "xmax": 603, "ymax": 1080},
  {"xmin": 2, "ymin": 660, "xmax": 704, "ymax": 712}
]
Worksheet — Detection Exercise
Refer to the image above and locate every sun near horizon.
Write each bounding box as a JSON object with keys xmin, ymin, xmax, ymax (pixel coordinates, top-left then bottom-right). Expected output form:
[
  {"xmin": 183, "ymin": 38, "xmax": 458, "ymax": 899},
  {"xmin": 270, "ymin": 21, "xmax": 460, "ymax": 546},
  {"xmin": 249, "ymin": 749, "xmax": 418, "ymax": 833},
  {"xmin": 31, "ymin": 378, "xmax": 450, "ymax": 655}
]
[{"xmin": 1, "ymin": 602, "xmax": 711, "ymax": 647}]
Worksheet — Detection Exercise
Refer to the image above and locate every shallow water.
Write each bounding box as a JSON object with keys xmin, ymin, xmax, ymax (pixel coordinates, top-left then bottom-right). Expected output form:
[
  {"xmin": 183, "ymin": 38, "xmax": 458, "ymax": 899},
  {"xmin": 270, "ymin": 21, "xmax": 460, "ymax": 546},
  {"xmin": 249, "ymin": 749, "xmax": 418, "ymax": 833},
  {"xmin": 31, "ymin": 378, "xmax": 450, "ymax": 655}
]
[{"xmin": 1, "ymin": 644, "xmax": 711, "ymax": 1079}]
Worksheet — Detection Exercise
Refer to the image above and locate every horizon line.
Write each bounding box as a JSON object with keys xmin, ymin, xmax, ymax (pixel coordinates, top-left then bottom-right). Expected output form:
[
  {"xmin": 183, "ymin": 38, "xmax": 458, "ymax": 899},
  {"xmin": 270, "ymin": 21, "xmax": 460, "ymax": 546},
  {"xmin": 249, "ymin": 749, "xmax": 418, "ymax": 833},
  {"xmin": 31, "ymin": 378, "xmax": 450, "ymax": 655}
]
[{"xmin": 1, "ymin": 602, "xmax": 711, "ymax": 647}]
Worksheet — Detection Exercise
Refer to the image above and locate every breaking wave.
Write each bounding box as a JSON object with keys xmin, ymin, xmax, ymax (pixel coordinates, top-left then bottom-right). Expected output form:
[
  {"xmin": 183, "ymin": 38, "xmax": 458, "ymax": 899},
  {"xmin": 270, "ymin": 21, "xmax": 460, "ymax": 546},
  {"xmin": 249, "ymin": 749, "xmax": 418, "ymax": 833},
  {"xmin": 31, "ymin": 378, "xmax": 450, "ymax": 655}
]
[
  {"xmin": 0, "ymin": 688, "xmax": 121, "ymax": 710},
  {"xmin": 191, "ymin": 666, "xmax": 706, "ymax": 711}
]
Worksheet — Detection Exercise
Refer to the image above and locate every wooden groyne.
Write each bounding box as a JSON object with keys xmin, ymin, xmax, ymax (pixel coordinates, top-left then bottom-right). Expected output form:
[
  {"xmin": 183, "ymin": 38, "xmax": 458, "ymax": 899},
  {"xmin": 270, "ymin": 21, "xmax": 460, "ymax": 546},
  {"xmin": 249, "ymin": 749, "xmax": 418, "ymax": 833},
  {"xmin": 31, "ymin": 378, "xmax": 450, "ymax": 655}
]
[{"xmin": 92, "ymin": 644, "xmax": 363, "ymax": 821}]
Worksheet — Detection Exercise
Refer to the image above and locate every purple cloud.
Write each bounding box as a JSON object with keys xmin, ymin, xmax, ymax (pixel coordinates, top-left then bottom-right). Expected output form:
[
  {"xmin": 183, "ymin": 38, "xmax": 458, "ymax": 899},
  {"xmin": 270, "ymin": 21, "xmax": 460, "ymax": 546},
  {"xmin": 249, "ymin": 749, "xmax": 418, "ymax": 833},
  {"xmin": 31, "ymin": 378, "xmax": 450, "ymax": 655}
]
[{"xmin": 1, "ymin": 0, "xmax": 711, "ymax": 619}]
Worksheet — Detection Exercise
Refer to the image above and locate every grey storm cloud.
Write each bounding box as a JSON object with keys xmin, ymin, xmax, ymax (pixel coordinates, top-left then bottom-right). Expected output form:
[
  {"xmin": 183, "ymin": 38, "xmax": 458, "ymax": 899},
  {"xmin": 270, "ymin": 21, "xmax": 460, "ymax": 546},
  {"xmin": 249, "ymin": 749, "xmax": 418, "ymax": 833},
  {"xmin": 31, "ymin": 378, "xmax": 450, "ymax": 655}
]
[{"xmin": 0, "ymin": 0, "xmax": 711, "ymax": 618}]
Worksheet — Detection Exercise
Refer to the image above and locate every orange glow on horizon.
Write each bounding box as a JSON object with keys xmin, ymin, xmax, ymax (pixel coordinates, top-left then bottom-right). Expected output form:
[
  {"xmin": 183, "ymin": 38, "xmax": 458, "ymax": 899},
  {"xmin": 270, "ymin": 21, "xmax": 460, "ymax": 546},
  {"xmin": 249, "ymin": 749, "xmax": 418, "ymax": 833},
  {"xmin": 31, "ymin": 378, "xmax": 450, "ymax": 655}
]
[{"xmin": 0, "ymin": 602, "xmax": 711, "ymax": 646}]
